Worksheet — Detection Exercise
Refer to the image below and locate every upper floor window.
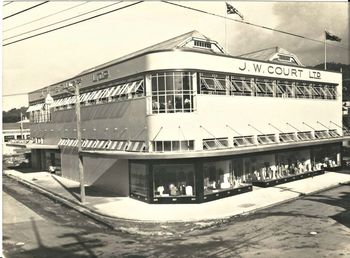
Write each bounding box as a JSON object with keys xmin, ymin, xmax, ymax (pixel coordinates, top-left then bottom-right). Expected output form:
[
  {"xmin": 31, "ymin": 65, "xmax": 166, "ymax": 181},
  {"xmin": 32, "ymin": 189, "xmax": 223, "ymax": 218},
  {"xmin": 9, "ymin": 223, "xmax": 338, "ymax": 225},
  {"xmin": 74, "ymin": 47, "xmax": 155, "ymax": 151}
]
[
  {"xmin": 199, "ymin": 73, "xmax": 337, "ymax": 100},
  {"xmin": 151, "ymin": 72, "xmax": 195, "ymax": 114},
  {"xmin": 194, "ymin": 40, "xmax": 211, "ymax": 49}
]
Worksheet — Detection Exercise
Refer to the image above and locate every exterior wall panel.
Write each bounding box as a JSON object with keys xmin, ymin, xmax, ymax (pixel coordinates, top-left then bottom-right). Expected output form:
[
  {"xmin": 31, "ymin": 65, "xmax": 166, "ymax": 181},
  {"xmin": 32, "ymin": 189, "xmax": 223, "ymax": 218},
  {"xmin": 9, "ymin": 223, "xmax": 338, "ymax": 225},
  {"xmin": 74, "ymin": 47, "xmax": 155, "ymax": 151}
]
[
  {"xmin": 30, "ymin": 98, "xmax": 147, "ymax": 145},
  {"xmin": 146, "ymin": 95, "xmax": 342, "ymax": 141},
  {"xmin": 84, "ymin": 157, "xmax": 129, "ymax": 196}
]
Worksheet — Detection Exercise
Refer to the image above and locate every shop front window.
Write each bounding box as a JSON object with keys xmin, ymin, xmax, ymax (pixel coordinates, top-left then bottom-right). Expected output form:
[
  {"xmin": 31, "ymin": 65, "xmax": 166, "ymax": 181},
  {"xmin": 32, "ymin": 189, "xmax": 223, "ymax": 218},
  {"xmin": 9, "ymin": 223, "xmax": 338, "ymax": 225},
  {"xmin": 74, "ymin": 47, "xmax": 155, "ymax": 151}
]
[
  {"xmin": 203, "ymin": 158, "xmax": 250, "ymax": 195},
  {"xmin": 277, "ymin": 149, "xmax": 312, "ymax": 176},
  {"xmin": 313, "ymin": 145, "xmax": 341, "ymax": 169},
  {"xmin": 130, "ymin": 163, "xmax": 149, "ymax": 197},
  {"xmin": 153, "ymin": 164, "xmax": 195, "ymax": 197},
  {"xmin": 151, "ymin": 72, "xmax": 195, "ymax": 113},
  {"xmin": 245, "ymin": 154, "xmax": 277, "ymax": 182}
]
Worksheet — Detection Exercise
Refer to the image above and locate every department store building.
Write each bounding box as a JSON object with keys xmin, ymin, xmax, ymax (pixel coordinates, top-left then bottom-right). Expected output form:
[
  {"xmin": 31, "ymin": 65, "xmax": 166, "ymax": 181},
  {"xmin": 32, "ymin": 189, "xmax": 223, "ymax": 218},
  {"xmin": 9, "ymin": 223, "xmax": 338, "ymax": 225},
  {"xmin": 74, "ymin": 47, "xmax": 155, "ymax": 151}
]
[{"xmin": 26, "ymin": 31, "xmax": 344, "ymax": 203}]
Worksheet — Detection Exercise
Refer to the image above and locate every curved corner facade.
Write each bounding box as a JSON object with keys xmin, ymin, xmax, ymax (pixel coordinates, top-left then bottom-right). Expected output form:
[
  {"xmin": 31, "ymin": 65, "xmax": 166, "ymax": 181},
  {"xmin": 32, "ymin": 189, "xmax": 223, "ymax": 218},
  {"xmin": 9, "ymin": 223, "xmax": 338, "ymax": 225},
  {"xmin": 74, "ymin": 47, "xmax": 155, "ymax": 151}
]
[{"xmin": 26, "ymin": 33, "xmax": 344, "ymax": 204}]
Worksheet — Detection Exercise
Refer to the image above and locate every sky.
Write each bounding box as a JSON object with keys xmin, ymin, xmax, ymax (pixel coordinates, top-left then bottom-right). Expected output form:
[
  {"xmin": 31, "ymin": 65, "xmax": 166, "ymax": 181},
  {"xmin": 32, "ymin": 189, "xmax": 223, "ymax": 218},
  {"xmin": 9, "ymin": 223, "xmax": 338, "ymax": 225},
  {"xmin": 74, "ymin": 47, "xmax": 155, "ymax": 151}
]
[{"xmin": 2, "ymin": 1, "xmax": 349, "ymax": 111}]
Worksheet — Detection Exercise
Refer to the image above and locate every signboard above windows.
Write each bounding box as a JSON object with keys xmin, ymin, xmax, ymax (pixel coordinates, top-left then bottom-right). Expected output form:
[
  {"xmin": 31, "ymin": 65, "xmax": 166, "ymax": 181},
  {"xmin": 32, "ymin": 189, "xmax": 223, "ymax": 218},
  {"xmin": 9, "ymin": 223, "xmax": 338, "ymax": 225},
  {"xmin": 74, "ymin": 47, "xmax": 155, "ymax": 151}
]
[{"xmin": 92, "ymin": 70, "xmax": 110, "ymax": 82}]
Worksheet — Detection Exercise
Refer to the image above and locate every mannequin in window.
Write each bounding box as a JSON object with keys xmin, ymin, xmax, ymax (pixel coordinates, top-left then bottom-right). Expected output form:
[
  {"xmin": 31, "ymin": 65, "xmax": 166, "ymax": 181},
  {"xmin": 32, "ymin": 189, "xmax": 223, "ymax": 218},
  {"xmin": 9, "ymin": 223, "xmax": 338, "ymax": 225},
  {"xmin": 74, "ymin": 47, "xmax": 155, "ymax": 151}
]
[
  {"xmin": 169, "ymin": 184, "xmax": 178, "ymax": 196},
  {"xmin": 167, "ymin": 99, "xmax": 174, "ymax": 113},
  {"xmin": 252, "ymin": 170, "xmax": 260, "ymax": 181},
  {"xmin": 260, "ymin": 167, "xmax": 266, "ymax": 181},
  {"xmin": 152, "ymin": 100, "xmax": 160, "ymax": 110},
  {"xmin": 184, "ymin": 98, "xmax": 191, "ymax": 110},
  {"xmin": 270, "ymin": 164, "xmax": 277, "ymax": 179}
]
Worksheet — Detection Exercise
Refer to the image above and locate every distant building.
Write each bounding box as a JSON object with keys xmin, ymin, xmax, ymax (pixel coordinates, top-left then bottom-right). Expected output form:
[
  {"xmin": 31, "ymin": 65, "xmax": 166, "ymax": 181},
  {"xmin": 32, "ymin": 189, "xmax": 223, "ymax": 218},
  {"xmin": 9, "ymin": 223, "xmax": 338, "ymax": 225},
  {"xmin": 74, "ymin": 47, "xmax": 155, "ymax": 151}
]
[
  {"xmin": 3, "ymin": 121, "xmax": 30, "ymax": 142},
  {"xmin": 3, "ymin": 120, "xmax": 30, "ymax": 155},
  {"xmin": 25, "ymin": 30, "xmax": 344, "ymax": 203}
]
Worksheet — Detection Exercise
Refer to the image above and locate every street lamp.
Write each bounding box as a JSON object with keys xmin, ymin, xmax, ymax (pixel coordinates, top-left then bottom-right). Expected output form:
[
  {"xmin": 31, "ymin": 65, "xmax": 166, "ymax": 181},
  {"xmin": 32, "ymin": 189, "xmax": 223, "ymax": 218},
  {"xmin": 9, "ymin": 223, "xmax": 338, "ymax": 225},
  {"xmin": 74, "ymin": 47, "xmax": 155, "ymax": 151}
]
[{"xmin": 67, "ymin": 79, "xmax": 85, "ymax": 203}]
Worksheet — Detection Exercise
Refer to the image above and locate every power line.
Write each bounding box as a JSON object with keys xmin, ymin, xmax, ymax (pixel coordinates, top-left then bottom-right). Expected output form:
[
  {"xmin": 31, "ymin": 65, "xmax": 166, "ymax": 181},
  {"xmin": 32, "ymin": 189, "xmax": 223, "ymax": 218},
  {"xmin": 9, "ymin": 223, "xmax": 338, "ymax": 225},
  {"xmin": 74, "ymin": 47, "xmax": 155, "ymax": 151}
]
[
  {"xmin": 4, "ymin": 1, "xmax": 121, "ymax": 41},
  {"xmin": 3, "ymin": 1, "xmax": 50, "ymax": 20},
  {"xmin": 4, "ymin": 1, "xmax": 89, "ymax": 33},
  {"xmin": 3, "ymin": 1, "xmax": 13, "ymax": 7},
  {"xmin": 3, "ymin": 92, "xmax": 28, "ymax": 97},
  {"xmin": 162, "ymin": 1, "xmax": 349, "ymax": 52},
  {"xmin": 3, "ymin": 1, "xmax": 144, "ymax": 47}
]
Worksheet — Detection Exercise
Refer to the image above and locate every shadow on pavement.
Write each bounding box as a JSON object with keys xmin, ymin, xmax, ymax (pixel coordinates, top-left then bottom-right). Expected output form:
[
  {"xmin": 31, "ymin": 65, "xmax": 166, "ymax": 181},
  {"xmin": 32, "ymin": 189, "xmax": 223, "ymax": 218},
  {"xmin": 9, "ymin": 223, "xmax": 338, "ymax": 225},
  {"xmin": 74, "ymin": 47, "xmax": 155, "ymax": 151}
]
[
  {"xmin": 16, "ymin": 218, "xmax": 106, "ymax": 258},
  {"xmin": 51, "ymin": 175, "xmax": 118, "ymax": 199},
  {"xmin": 302, "ymin": 184, "xmax": 350, "ymax": 229}
]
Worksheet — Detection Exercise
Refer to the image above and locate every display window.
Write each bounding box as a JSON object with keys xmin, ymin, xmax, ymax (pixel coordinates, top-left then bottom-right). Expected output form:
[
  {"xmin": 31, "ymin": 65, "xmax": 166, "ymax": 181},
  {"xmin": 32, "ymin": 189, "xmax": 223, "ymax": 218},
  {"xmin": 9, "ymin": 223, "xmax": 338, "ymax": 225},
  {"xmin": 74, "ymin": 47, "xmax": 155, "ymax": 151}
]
[
  {"xmin": 203, "ymin": 158, "xmax": 251, "ymax": 195},
  {"xmin": 313, "ymin": 145, "xmax": 341, "ymax": 169},
  {"xmin": 277, "ymin": 149, "xmax": 312, "ymax": 176},
  {"xmin": 153, "ymin": 164, "xmax": 195, "ymax": 197},
  {"xmin": 245, "ymin": 154, "xmax": 276, "ymax": 182},
  {"xmin": 130, "ymin": 163, "xmax": 149, "ymax": 197}
]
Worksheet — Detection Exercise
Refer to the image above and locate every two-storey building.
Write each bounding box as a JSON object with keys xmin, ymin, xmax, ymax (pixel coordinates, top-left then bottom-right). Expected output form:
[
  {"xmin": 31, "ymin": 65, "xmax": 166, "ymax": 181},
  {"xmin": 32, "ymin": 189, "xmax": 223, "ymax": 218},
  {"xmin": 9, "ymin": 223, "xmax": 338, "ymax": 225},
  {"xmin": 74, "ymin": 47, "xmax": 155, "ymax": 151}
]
[{"xmin": 27, "ymin": 31, "xmax": 344, "ymax": 203}]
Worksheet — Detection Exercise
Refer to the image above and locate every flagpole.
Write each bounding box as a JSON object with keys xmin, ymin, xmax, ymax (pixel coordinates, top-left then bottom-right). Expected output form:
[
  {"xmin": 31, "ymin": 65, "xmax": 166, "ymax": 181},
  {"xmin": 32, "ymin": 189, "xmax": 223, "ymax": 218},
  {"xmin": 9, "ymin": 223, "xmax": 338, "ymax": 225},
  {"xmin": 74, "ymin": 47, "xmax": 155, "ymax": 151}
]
[
  {"xmin": 225, "ymin": 8, "xmax": 227, "ymax": 52},
  {"xmin": 324, "ymin": 29, "xmax": 327, "ymax": 70}
]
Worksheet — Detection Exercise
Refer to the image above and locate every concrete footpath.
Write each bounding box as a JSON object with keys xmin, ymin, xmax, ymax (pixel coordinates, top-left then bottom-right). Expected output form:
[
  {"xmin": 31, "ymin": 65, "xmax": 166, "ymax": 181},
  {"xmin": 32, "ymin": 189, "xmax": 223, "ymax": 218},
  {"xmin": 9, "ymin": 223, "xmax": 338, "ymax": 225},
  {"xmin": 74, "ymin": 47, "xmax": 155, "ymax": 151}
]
[{"xmin": 4, "ymin": 169, "xmax": 350, "ymax": 222}]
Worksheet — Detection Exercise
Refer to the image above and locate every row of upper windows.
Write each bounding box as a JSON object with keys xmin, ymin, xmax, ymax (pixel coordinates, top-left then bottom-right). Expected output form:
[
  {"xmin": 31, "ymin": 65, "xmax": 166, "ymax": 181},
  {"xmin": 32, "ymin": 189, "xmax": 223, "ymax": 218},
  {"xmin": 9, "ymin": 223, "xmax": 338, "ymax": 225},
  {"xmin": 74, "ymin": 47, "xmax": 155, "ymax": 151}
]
[
  {"xmin": 202, "ymin": 130, "xmax": 341, "ymax": 151},
  {"xmin": 52, "ymin": 80, "xmax": 144, "ymax": 110},
  {"xmin": 199, "ymin": 73, "xmax": 338, "ymax": 100},
  {"xmin": 28, "ymin": 70, "xmax": 339, "ymax": 115}
]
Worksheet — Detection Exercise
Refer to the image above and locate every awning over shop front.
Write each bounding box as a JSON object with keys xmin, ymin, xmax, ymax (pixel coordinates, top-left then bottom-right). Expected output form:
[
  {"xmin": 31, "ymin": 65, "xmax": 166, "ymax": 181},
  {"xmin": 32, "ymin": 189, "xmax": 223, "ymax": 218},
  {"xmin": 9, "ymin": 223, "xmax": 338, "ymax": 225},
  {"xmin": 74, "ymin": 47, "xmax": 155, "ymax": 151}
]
[{"xmin": 26, "ymin": 103, "xmax": 44, "ymax": 112}]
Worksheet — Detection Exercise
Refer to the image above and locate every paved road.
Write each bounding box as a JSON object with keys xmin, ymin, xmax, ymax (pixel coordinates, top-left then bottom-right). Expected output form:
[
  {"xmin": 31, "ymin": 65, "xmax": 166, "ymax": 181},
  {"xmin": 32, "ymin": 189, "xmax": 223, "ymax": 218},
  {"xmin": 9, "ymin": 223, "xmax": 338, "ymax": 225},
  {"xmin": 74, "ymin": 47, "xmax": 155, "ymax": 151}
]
[{"xmin": 3, "ymin": 175, "xmax": 350, "ymax": 258}]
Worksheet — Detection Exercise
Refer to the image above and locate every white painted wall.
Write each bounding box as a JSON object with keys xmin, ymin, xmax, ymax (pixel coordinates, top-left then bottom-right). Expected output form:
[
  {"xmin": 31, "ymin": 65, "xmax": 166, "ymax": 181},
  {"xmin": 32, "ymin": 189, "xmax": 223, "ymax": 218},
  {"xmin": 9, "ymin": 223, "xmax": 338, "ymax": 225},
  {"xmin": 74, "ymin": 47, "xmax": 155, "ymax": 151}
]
[{"xmin": 147, "ymin": 94, "xmax": 342, "ymax": 145}]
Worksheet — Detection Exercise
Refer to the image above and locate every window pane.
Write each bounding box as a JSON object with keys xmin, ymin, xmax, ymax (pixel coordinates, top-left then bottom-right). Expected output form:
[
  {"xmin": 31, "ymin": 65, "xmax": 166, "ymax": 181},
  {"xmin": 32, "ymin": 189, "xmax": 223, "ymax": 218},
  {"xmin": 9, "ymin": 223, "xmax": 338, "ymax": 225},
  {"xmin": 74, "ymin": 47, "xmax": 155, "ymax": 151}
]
[
  {"xmin": 152, "ymin": 76, "xmax": 157, "ymax": 92},
  {"xmin": 153, "ymin": 164, "xmax": 195, "ymax": 197},
  {"xmin": 165, "ymin": 73, "xmax": 174, "ymax": 92},
  {"xmin": 158, "ymin": 75, "xmax": 165, "ymax": 92},
  {"xmin": 313, "ymin": 145, "xmax": 340, "ymax": 169},
  {"xmin": 203, "ymin": 160, "xmax": 236, "ymax": 195},
  {"xmin": 166, "ymin": 95, "xmax": 174, "ymax": 113},
  {"xmin": 172, "ymin": 141, "xmax": 180, "ymax": 151},
  {"xmin": 184, "ymin": 73, "xmax": 192, "ymax": 91},
  {"xmin": 245, "ymin": 154, "xmax": 276, "ymax": 182},
  {"xmin": 164, "ymin": 141, "xmax": 171, "ymax": 151},
  {"xmin": 156, "ymin": 141, "xmax": 163, "ymax": 152},
  {"xmin": 174, "ymin": 73, "xmax": 183, "ymax": 92},
  {"xmin": 159, "ymin": 96, "xmax": 166, "ymax": 113},
  {"xmin": 130, "ymin": 163, "xmax": 149, "ymax": 197},
  {"xmin": 277, "ymin": 149, "xmax": 311, "ymax": 174},
  {"xmin": 152, "ymin": 96, "xmax": 159, "ymax": 113},
  {"xmin": 175, "ymin": 95, "xmax": 183, "ymax": 111}
]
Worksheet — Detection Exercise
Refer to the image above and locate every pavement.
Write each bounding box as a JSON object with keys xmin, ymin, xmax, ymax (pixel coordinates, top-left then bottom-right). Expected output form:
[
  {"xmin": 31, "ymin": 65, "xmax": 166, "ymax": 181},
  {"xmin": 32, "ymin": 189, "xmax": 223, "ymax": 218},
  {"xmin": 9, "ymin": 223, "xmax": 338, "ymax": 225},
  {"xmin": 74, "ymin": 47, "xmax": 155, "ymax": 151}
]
[{"xmin": 4, "ymin": 168, "xmax": 350, "ymax": 222}]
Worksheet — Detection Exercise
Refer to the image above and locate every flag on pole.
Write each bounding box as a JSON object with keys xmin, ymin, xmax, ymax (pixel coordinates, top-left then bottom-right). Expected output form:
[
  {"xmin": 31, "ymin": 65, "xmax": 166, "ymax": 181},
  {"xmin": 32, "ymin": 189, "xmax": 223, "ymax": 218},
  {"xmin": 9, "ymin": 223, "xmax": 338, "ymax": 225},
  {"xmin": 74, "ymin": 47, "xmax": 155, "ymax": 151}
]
[
  {"xmin": 325, "ymin": 30, "xmax": 341, "ymax": 42},
  {"xmin": 226, "ymin": 2, "xmax": 244, "ymax": 20}
]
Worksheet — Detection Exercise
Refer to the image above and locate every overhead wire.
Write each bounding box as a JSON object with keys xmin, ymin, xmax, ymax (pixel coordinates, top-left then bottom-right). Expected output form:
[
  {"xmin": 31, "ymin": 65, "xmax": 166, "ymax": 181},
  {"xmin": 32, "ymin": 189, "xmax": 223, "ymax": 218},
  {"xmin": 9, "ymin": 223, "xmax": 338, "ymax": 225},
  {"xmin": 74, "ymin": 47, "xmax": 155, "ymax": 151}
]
[
  {"xmin": 3, "ymin": 92, "xmax": 28, "ymax": 97},
  {"xmin": 3, "ymin": 1, "xmax": 50, "ymax": 20},
  {"xmin": 4, "ymin": 1, "xmax": 122, "ymax": 41},
  {"xmin": 161, "ymin": 1, "xmax": 349, "ymax": 52},
  {"xmin": 3, "ymin": 1, "xmax": 89, "ymax": 32},
  {"xmin": 3, "ymin": 1, "xmax": 144, "ymax": 47},
  {"xmin": 3, "ymin": 1, "xmax": 14, "ymax": 7}
]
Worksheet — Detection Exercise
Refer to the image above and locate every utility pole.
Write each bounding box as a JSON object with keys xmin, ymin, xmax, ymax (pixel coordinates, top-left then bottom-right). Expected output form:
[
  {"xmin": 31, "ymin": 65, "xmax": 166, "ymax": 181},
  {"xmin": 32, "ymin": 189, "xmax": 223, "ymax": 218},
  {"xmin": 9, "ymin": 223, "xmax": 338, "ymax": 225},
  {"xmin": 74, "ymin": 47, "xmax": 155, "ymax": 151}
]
[
  {"xmin": 20, "ymin": 112, "xmax": 23, "ymax": 140},
  {"xmin": 69, "ymin": 79, "xmax": 85, "ymax": 203}
]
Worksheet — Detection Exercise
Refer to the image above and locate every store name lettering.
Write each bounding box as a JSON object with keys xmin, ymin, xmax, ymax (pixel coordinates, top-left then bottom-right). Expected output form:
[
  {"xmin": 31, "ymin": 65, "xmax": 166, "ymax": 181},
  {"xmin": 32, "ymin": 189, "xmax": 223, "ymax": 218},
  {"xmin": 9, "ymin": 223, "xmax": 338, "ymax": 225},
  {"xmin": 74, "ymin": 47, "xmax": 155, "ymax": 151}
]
[
  {"xmin": 92, "ymin": 70, "xmax": 110, "ymax": 82},
  {"xmin": 238, "ymin": 62, "xmax": 321, "ymax": 80}
]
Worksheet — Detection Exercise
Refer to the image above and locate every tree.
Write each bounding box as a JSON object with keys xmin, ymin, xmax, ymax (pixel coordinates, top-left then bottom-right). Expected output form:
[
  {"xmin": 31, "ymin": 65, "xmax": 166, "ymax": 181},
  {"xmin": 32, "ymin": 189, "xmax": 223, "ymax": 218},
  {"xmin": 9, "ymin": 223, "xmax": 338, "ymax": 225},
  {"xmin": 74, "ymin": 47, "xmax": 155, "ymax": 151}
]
[{"xmin": 2, "ymin": 107, "xmax": 28, "ymax": 123}]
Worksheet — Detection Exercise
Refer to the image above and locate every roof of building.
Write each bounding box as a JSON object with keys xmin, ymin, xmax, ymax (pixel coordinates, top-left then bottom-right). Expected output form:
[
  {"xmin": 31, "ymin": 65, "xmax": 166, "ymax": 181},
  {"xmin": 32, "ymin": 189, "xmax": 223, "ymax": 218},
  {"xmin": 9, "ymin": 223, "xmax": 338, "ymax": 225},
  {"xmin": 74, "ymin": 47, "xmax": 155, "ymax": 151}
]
[
  {"xmin": 239, "ymin": 46, "xmax": 304, "ymax": 66},
  {"xmin": 78, "ymin": 30, "xmax": 224, "ymax": 75},
  {"xmin": 3, "ymin": 122, "xmax": 30, "ymax": 130}
]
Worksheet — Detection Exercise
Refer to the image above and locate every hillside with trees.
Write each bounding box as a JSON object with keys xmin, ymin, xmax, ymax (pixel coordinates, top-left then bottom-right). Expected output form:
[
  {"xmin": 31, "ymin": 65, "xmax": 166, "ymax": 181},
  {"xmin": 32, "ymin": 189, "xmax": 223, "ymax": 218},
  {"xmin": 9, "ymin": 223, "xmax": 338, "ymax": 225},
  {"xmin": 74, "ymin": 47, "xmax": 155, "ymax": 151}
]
[{"xmin": 2, "ymin": 107, "xmax": 28, "ymax": 123}]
